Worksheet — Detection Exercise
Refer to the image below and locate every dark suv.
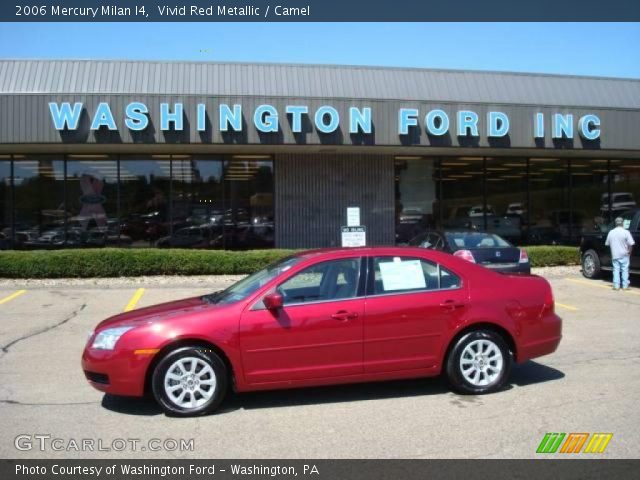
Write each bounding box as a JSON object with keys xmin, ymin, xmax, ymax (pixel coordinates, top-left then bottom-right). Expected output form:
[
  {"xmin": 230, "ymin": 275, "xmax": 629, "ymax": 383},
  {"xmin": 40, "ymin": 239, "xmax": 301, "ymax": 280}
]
[{"xmin": 580, "ymin": 209, "xmax": 640, "ymax": 278}]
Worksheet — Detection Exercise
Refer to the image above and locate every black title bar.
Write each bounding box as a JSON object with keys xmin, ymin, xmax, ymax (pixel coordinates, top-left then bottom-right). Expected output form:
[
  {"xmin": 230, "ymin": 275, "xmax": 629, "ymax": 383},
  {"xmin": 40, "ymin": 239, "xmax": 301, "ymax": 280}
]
[
  {"xmin": 3, "ymin": 0, "xmax": 640, "ymax": 22},
  {"xmin": 2, "ymin": 459, "xmax": 640, "ymax": 480}
]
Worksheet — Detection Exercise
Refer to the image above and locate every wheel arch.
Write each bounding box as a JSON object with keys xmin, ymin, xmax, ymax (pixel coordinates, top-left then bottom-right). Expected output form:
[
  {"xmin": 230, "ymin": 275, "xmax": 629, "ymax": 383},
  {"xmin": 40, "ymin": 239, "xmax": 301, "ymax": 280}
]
[
  {"xmin": 144, "ymin": 339, "xmax": 235, "ymax": 396},
  {"xmin": 442, "ymin": 321, "xmax": 518, "ymax": 369},
  {"xmin": 579, "ymin": 240, "xmax": 593, "ymax": 255}
]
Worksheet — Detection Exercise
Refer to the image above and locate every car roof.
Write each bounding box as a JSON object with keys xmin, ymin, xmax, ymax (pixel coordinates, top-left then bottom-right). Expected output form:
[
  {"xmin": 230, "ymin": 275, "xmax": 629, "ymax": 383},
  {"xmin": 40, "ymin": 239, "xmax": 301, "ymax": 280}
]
[
  {"xmin": 296, "ymin": 246, "xmax": 451, "ymax": 260},
  {"xmin": 291, "ymin": 246, "xmax": 496, "ymax": 281},
  {"xmin": 442, "ymin": 230, "xmax": 494, "ymax": 235}
]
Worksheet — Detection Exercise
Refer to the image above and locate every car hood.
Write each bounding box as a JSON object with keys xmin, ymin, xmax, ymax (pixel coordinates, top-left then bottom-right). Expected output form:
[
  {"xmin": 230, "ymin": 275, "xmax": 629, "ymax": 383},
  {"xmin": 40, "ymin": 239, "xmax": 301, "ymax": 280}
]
[{"xmin": 95, "ymin": 296, "xmax": 213, "ymax": 331}]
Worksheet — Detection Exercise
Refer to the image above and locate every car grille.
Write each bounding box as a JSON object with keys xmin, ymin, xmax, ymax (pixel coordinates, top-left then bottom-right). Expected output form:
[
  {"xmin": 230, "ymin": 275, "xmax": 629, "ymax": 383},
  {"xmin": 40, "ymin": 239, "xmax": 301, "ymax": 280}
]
[{"xmin": 84, "ymin": 371, "xmax": 110, "ymax": 385}]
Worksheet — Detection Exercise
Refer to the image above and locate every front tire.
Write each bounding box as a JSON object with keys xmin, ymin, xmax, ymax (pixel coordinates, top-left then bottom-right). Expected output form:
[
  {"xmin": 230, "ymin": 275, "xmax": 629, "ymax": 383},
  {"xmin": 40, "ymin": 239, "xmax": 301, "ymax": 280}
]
[
  {"xmin": 581, "ymin": 249, "xmax": 602, "ymax": 279},
  {"xmin": 152, "ymin": 346, "xmax": 227, "ymax": 417},
  {"xmin": 446, "ymin": 330, "xmax": 512, "ymax": 395}
]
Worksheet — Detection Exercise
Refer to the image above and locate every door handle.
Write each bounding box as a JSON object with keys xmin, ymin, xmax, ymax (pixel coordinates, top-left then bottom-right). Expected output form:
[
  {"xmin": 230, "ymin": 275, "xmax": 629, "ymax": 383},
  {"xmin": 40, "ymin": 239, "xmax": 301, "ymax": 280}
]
[
  {"xmin": 331, "ymin": 311, "xmax": 359, "ymax": 321},
  {"xmin": 439, "ymin": 300, "xmax": 466, "ymax": 310}
]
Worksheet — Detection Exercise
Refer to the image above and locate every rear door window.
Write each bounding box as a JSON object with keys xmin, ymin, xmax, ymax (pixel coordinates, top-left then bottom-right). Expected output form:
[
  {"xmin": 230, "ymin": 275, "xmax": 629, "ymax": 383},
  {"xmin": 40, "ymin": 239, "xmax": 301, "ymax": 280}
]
[{"xmin": 369, "ymin": 256, "xmax": 461, "ymax": 295}]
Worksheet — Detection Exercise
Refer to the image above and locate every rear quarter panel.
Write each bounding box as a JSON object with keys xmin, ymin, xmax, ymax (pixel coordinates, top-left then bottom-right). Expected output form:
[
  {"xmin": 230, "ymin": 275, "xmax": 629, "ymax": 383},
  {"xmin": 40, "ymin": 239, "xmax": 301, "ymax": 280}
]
[
  {"xmin": 431, "ymin": 255, "xmax": 559, "ymax": 367},
  {"xmin": 470, "ymin": 273, "xmax": 561, "ymax": 363}
]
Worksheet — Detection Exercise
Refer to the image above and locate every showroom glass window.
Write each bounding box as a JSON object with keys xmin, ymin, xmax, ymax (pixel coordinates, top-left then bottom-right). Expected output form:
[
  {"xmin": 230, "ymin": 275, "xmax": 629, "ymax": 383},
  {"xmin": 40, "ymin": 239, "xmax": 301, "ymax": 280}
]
[
  {"xmin": 66, "ymin": 155, "xmax": 119, "ymax": 247},
  {"xmin": 394, "ymin": 156, "xmax": 438, "ymax": 244},
  {"xmin": 222, "ymin": 155, "xmax": 274, "ymax": 250},
  {"xmin": 13, "ymin": 155, "xmax": 66, "ymax": 248},
  {"xmin": 610, "ymin": 159, "xmax": 640, "ymax": 221},
  {"xmin": 569, "ymin": 159, "xmax": 608, "ymax": 243},
  {"xmin": 169, "ymin": 155, "xmax": 225, "ymax": 249},
  {"xmin": 118, "ymin": 155, "xmax": 171, "ymax": 247},
  {"xmin": 168, "ymin": 154, "xmax": 274, "ymax": 250},
  {"xmin": 485, "ymin": 157, "xmax": 527, "ymax": 245},
  {"xmin": 0, "ymin": 157, "xmax": 10, "ymax": 248},
  {"xmin": 437, "ymin": 157, "xmax": 484, "ymax": 231},
  {"xmin": 528, "ymin": 158, "xmax": 570, "ymax": 245}
]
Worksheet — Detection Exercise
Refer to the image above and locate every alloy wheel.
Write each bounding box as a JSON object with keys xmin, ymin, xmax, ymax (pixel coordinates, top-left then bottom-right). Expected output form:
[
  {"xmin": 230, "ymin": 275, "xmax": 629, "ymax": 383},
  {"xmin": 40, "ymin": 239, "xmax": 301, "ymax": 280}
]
[
  {"xmin": 583, "ymin": 254, "xmax": 596, "ymax": 276},
  {"xmin": 163, "ymin": 357, "xmax": 217, "ymax": 409},
  {"xmin": 459, "ymin": 339, "xmax": 504, "ymax": 387}
]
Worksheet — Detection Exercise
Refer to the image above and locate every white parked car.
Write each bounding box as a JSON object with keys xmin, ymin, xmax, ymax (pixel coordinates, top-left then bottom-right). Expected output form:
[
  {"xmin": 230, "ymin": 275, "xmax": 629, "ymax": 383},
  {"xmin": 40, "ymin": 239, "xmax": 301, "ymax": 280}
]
[
  {"xmin": 468, "ymin": 205, "xmax": 496, "ymax": 217},
  {"xmin": 601, "ymin": 192, "xmax": 636, "ymax": 211},
  {"xmin": 505, "ymin": 202, "xmax": 526, "ymax": 216}
]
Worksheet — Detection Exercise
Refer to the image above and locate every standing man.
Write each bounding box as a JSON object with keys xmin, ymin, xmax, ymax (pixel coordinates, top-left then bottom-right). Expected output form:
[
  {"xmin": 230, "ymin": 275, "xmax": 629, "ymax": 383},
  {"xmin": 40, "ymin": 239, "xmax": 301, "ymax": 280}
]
[{"xmin": 605, "ymin": 217, "xmax": 635, "ymax": 291}]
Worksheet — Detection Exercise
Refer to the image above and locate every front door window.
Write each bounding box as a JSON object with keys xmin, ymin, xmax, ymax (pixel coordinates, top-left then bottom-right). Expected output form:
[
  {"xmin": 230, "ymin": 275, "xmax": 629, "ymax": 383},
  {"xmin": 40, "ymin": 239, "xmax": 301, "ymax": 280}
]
[{"xmin": 278, "ymin": 258, "xmax": 361, "ymax": 305}]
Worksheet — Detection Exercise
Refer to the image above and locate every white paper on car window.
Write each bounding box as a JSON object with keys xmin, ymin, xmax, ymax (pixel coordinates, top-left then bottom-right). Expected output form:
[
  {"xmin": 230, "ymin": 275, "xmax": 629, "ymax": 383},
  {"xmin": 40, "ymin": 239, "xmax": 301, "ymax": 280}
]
[
  {"xmin": 379, "ymin": 260, "xmax": 426, "ymax": 291},
  {"xmin": 623, "ymin": 219, "xmax": 631, "ymax": 230}
]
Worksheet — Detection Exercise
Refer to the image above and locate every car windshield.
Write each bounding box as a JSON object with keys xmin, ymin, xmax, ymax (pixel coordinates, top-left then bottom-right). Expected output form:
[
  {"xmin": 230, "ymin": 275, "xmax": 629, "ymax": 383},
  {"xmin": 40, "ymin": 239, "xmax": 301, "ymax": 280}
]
[
  {"xmin": 445, "ymin": 232, "xmax": 511, "ymax": 249},
  {"xmin": 408, "ymin": 233, "xmax": 429, "ymax": 246},
  {"xmin": 203, "ymin": 256, "xmax": 302, "ymax": 305},
  {"xmin": 600, "ymin": 210, "xmax": 635, "ymax": 232}
]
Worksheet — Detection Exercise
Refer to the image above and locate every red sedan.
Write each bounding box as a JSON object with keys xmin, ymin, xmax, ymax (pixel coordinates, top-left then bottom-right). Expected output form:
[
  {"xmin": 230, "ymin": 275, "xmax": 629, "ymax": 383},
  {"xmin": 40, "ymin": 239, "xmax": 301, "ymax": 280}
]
[{"xmin": 82, "ymin": 247, "xmax": 562, "ymax": 416}]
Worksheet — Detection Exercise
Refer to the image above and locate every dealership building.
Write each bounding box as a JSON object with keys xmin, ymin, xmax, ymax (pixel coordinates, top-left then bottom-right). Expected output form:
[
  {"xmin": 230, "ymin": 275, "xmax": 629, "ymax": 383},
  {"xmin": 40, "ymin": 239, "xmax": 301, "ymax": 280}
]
[{"xmin": 0, "ymin": 59, "xmax": 639, "ymax": 250}]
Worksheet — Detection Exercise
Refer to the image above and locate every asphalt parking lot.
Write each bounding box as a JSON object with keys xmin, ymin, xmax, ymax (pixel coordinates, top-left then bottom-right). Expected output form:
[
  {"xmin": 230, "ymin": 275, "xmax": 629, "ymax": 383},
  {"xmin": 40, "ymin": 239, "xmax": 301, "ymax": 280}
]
[{"xmin": 0, "ymin": 270, "xmax": 639, "ymax": 459}]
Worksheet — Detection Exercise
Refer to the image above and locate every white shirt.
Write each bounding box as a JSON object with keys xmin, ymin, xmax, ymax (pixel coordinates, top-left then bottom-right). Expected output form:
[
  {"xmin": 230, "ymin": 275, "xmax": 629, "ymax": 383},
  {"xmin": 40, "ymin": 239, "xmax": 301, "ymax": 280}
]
[{"xmin": 605, "ymin": 226, "xmax": 635, "ymax": 259}]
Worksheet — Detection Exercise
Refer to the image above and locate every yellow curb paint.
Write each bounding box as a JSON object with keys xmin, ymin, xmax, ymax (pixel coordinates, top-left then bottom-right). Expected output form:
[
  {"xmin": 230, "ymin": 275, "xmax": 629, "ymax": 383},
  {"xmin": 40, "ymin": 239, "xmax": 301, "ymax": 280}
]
[
  {"xmin": 124, "ymin": 288, "xmax": 145, "ymax": 312},
  {"xmin": 565, "ymin": 278, "xmax": 640, "ymax": 296},
  {"xmin": 556, "ymin": 302, "xmax": 578, "ymax": 311},
  {"xmin": 0, "ymin": 289, "xmax": 26, "ymax": 305}
]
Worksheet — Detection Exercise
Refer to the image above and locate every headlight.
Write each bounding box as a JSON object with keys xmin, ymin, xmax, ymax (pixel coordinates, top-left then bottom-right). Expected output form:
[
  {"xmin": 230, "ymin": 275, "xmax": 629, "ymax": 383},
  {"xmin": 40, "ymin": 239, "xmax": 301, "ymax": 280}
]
[{"xmin": 91, "ymin": 326, "xmax": 134, "ymax": 350}]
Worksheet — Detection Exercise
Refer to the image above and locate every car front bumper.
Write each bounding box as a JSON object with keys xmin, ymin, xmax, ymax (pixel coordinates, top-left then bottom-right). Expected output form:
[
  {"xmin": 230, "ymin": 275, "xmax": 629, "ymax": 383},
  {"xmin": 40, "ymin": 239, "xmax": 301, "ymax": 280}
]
[{"xmin": 81, "ymin": 347, "xmax": 154, "ymax": 397}]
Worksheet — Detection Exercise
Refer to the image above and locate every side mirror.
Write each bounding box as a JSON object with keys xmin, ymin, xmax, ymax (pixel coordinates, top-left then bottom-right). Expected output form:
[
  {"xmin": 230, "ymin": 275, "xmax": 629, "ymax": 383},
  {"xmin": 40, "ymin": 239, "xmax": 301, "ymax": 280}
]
[{"xmin": 263, "ymin": 292, "xmax": 283, "ymax": 310}]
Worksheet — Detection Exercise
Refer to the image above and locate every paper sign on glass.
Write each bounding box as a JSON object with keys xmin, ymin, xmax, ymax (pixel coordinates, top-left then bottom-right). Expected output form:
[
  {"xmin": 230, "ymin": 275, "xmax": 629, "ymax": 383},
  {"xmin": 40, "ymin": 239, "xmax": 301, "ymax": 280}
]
[
  {"xmin": 347, "ymin": 207, "xmax": 361, "ymax": 227},
  {"xmin": 379, "ymin": 260, "xmax": 426, "ymax": 291}
]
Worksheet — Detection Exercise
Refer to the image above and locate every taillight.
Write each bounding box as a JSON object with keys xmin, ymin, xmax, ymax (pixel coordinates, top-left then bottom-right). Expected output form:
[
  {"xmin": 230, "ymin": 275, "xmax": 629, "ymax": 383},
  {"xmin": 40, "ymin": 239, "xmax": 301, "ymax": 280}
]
[
  {"xmin": 453, "ymin": 249, "xmax": 476, "ymax": 263},
  {"xmin": 543, "ymin": 285, "xmax": 555, "ymax": 314},
  {"xmin": 519, "ymin": 248, "xmax": 529, "ymax": 263}
]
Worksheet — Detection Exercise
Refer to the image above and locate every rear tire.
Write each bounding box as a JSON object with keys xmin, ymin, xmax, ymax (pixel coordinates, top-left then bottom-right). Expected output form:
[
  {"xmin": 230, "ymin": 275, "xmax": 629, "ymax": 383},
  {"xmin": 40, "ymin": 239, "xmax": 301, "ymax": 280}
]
[
  {"xmin": 152, "ymin": 346, "xmax": 227, "ymax": 417},
  {"xmin": 446, "ymin": 330, "xmax": 512, "ymax": 395},
  {"xmin": 581, "ymin": 249, "xmax": 602, "ymax": 279}
]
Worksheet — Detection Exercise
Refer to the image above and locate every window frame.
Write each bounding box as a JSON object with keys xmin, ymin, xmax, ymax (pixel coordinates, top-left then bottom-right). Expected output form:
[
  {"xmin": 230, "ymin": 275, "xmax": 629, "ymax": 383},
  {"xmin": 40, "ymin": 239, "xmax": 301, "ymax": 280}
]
[{"xmin": 365, "ymin": 255, "xmax": 463, "ymax": 298}]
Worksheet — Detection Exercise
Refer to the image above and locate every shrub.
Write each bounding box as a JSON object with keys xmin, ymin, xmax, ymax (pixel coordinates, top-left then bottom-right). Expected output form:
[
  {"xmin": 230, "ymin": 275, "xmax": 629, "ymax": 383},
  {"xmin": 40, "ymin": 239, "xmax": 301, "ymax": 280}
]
[
  {"xmin": 523, "ymin": 245, "xmax": 580, "ymax": 267},
  {"xmin": 0, "ymin": 245, "xmax": 579, "ymax": 278},
  {"xmin": 0, "ymin": 249, "xmax": 296, "ymax": 278}
]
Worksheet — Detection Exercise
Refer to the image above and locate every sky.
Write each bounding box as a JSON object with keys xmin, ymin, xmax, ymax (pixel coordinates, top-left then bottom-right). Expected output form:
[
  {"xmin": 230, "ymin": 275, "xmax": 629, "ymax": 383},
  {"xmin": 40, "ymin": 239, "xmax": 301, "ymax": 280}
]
[{"xmin": 0, "ymin": 22, "xmax": 639, "ymax": 78}]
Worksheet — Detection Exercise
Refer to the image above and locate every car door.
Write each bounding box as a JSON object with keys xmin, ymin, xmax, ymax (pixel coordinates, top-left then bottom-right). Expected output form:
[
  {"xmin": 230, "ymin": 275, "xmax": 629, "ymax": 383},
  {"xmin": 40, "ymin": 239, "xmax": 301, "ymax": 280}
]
[
  {"xmin": 363, "ymin": 255, "xmax": 468, "ymax": 374},
  {"xmin": 630, "ymin": 214, "xmax": 640, "ymax": 271},
  {"xmin": 240, "ymin": 257, "xmax": 365, "ymax": 384}
]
